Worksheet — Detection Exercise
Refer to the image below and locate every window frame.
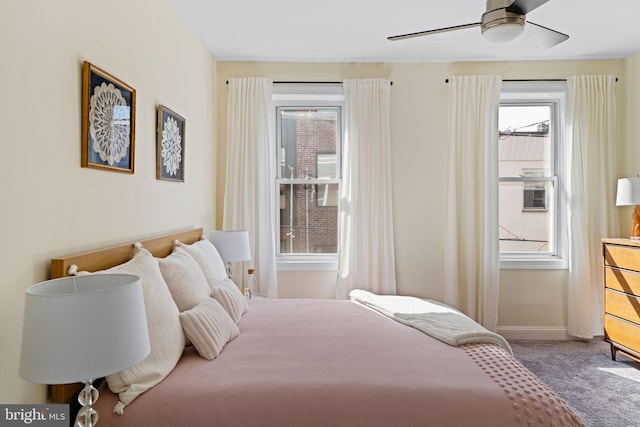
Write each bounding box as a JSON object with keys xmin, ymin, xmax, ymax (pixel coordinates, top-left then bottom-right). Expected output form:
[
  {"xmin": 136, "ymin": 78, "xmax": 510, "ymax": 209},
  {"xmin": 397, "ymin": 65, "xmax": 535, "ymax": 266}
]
[
  {"xmin": 272, "ymin": 85, "xmax": 344, "ymax": 271},
  {"xmin": 498, "ymin": 84, "xmax": 568, "ymax": 270}
]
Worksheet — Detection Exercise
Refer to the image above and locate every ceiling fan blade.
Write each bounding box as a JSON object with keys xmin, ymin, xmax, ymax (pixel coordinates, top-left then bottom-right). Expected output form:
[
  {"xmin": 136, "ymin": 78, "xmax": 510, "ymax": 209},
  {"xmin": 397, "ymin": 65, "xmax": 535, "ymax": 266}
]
[
  {"xmin": 506, "ymin": 0, "xmax": 550, "ymax": 15},
  {"xmin": 521, "ymin": 21, "xmax": 569, "ymax": 48},
  {"xmin": 387, "ymin": 22, "xmax": 480, "ymax": 41}
]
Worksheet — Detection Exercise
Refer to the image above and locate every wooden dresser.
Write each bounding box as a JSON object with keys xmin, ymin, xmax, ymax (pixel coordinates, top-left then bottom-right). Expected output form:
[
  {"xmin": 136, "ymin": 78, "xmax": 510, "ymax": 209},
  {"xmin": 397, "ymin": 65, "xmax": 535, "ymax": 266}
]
[{"xmin": 603, "ymin": 238, "xmax": 640, "ymax": 362}]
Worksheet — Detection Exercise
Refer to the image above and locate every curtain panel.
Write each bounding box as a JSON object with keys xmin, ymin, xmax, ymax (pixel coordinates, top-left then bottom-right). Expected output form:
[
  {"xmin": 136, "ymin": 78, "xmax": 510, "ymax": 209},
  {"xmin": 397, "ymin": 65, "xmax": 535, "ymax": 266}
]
[
  {"xmin": 224, "ymin": 78, "xmax": 278, "ymax": 298},
  {"xmin": 567, "ymin": 75, "xmax": 618, "ymax": 339},
  {"xmin": 335, "ymin": 79, "xmax": 397, "ymax": 299},
  {"xmin": 444, "ymin": 75, "xmax": 502, "ymax": 331}
]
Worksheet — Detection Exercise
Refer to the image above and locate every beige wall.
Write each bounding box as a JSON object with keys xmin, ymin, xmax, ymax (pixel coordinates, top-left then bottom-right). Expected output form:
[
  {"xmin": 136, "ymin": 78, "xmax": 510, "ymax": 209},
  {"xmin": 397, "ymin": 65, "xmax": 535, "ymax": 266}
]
[
  {"xmin": 1, "ymin": 0, "xmax": 217, "ymax": 403},
  {"xmin": 3, "ymin": 0, "xmax": 639, "ymax": 405},
  {"xmin": 216, "ymin": 59, "xmax": 631, "ymax": 334},
  {"xmin": 621, "ymin": 52, "xmax": 640, "ymax": 235}
]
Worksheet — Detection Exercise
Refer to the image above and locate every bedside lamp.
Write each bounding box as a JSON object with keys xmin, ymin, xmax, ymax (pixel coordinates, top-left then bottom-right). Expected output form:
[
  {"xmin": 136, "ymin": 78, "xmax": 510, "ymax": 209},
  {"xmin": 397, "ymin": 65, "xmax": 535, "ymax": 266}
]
[
  {"xmin": 20, "ymin": 274, "xmax": 150, "ymax": 427},
  {"xmin": 616, "ymin": 177, "xmax": 640, "ymax": 241},
  {"xmin": 209, "ymin": 230, "xmax": 251, "ymax": 279}
]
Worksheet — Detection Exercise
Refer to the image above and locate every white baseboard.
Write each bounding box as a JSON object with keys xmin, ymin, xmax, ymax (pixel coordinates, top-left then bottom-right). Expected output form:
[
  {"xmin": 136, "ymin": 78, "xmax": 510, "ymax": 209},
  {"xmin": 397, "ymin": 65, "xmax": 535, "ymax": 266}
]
[{"xmin": 497, "ymin": 326, "xmax": 571, "ymax": 341}]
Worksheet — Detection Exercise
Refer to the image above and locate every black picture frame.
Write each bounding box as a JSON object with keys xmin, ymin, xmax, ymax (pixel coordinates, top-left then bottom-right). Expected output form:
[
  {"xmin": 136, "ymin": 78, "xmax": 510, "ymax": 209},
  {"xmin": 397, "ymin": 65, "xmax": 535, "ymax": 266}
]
[
  {"xmin": 156, "ymin": 105, "xmax": 185, "ymax": 182},
  {"xmin": 81, "ymin": 61, "xmax": 136, "ymax": 173}
]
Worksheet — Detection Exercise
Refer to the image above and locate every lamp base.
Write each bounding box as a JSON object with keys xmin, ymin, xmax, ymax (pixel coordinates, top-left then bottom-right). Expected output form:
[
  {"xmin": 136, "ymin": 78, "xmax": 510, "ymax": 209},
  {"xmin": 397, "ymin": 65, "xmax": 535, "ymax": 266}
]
[
  {"xmin": 225, "ymin": 262, "xmax": 232, "ymax": 279},
  {"xmin": 631, "ymin": 205, "xmax": 640, "ymax": 241},
  {"xmin": 75, "ymin": 380, "xmax": 98, "ymax": 427}
]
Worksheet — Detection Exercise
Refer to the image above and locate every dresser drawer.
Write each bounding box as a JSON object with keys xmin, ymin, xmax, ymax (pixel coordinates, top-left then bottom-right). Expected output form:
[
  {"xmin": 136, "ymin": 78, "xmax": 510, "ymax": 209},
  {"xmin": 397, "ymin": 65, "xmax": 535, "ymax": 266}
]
[
  {"xmin": 605, "ymin": 288, "xmax": 640, "ymax": 324},
  {"xmin": 604, "ymin": 267, "xmax": 640, "ymax": 296},
  {"xmin": 604, "ymin": 244, "xmax": 640, "ymax": 272},
  {"xmin": 605, "ymin": 315, "xmax": 640, "ymax": 351}
]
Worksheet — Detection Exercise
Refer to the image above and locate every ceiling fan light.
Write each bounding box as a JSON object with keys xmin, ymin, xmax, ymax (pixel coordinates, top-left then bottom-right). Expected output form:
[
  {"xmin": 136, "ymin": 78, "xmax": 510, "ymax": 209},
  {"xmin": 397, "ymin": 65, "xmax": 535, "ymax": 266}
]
[
  {"xmin": 481, "ymin": 7, "xmax": 525, "ymax": 43},
  {"xmin": 482, "ymin": 22, "xmax": 524, "ymax": 42}
]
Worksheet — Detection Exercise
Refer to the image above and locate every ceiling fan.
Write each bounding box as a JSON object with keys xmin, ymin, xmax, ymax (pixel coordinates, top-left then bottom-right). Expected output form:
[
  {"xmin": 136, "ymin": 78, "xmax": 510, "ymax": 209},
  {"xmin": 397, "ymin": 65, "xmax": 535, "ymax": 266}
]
[{"xmin": 387, "ymin": 0, "xmax": 569, "ymax": 48}]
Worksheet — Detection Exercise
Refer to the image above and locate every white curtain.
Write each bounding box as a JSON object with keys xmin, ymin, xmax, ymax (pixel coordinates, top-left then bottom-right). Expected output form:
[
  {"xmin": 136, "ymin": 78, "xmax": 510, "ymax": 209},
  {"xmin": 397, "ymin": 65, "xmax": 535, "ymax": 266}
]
[
  {"xmin": 567, "ymin": 75, "xmax": 618, "ymax": 338},
  {"xmin": 224, "ymin": 78, "xmax": 278, "ymax": 298},
  {"xmin": 444, "ymin": 75, "xmax": 502, "ymax": 331},
  {"xmin": 335, "ymin": 79, "xmax": 397, "ymax": 299}
]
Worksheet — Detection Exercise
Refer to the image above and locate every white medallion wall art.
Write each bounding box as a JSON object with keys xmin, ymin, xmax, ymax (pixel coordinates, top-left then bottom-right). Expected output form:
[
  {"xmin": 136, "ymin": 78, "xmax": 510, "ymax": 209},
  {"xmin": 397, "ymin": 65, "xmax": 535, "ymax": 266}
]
[
  {"xmin": 81, "ymin": 61, "xmax": 136, "ymax": 173},
  {"xmin": 156, "ymin": 106, "xmax": 185, "ymax": 182}
]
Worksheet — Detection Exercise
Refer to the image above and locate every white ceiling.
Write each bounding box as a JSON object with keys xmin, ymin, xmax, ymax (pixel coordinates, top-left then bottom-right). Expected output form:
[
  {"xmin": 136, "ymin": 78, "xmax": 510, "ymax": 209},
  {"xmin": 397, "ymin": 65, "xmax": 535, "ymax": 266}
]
[{"xmin": 166, "ymin": 0, "xmax": 640, "ymax": 63}]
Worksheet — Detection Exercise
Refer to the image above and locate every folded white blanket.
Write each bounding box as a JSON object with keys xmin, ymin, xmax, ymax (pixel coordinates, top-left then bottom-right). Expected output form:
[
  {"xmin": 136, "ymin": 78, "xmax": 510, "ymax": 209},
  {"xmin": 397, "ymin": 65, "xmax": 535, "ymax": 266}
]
[{"xmin": 349, "ymin": 289, "xmax": 512, "ymax": 354}]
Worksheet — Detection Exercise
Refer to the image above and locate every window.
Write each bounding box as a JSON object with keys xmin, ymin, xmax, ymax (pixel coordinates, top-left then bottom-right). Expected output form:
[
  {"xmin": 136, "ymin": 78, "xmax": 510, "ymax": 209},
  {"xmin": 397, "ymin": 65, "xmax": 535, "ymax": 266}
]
[
  {"xmin": 273, "ymin": 86, "xmax": 343, "ymax": 270},
  {"xmin": 498, "ymin": 85, "xmax": 568, "ymax": 269},
  {"xmin": 522, "ymin": 169, "xmax": 546, "ymax": 211},
  {"xmin": 316, "ymin": 152, "xmax": 338, "ymax": 207}
]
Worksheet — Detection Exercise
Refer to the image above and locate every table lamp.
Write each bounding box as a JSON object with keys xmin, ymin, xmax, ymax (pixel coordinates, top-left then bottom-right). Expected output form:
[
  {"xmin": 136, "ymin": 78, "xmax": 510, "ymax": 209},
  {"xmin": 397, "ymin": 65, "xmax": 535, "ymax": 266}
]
[
  {"xmin": 19, "ymin": 274, "xmax": 150, "ymax": 427},
  {"xmin": 209, "ymin": 230, "xmax": 251, "ymax": 279},
  {"xmin": 616, "ymin": 177, "xmax": 640, "ymax": 241}
]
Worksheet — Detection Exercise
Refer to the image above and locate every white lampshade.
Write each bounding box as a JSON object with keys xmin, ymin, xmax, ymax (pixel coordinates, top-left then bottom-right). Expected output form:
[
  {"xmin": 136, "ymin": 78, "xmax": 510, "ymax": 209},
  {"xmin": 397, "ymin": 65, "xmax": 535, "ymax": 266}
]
[
  {"xmin": 209, "ymin": 230, "xmax": 252, "ymax": 262},
  {"xmin": 616, "ymin": 178, "xmax": 640, "ymax": 206},
  {"xmin": 20, "ymin": 274, "xmax": 150, "ymax": 384}
]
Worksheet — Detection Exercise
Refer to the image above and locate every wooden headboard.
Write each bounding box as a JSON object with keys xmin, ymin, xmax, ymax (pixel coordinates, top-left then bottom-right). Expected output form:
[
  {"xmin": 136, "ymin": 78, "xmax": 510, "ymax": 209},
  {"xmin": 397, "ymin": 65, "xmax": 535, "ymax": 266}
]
[{"xmin": 49, "ymin": 227, "xmax": 203, "ymax": 403}]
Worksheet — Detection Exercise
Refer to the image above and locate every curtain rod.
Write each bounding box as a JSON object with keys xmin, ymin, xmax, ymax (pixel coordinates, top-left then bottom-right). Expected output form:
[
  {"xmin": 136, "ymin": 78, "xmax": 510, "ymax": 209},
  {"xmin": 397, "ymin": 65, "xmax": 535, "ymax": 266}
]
[
  {"xmin": 226, "ymin": 80, "xmax": 392, "ymax": 85},
  {"xmin": 444, "ymin": 77, "xmax": 618, "ymax": 83}
]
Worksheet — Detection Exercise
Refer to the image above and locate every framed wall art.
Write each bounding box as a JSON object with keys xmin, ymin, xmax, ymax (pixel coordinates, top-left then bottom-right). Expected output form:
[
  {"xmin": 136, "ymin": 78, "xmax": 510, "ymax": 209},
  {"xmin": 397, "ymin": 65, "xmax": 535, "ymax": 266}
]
[
  {"xmin": 156, "ymin": 105, "xmax": 185, "ymax": 182},
  {"xmin": 81, "ymin": 61, "xmax": 136, "ymax": 173}
]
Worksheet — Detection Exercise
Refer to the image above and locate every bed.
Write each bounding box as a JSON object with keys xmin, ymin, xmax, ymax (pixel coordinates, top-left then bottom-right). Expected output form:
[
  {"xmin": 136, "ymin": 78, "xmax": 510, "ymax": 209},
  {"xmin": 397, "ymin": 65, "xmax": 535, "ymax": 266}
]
[{"xmin": 49, "ymin": 228, "xmax": 584, "ymax": 427}]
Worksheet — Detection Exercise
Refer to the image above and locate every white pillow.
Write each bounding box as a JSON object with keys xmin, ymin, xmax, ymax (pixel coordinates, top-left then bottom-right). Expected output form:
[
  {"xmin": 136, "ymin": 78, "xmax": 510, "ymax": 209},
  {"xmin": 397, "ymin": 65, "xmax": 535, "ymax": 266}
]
[
  {"xmin": 175, "ymin": 238, "xmax": 227, "ymax": 289},
  {"xmin": 158, "ymin": 246, "xmax": 211, "ymax": 312},
  {"xmin": 100, "ymin": 246, "xmax": 185, "ymax": 412},
  {"xmin": 211, "ymin": 277, "xmax": 248, "ymax": 324},
  {"xmin": 179, "ymin": 298, "xmax": 239, "ymax": 360}
]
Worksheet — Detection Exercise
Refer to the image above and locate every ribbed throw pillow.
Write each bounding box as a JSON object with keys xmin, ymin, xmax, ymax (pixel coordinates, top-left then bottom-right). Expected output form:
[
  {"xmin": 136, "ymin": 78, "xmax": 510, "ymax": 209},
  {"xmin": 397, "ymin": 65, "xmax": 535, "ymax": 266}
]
[
  {"xmin": 211, "ymin": 277, "xmax": 249, "ymax": 324},
  {"xmin": 179, "ymin": 298, "xmax": 239, "ymax": 360}
]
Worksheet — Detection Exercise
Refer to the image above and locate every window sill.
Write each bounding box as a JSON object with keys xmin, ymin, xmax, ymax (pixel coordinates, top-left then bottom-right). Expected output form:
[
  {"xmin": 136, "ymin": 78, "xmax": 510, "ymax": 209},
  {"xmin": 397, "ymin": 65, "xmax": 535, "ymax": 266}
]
[
  {"xmin": 500, "ymin": 258, "xmax": 568, "ymax": 270},
  {"xmin": 276, "ymin": 257, "xmax": 338, "ymax": 272}
]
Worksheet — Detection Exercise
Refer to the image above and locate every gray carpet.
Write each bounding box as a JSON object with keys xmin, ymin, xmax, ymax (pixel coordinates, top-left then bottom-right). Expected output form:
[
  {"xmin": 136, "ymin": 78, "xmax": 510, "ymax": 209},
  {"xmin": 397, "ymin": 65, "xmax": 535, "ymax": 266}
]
[{"xmin": 510, "ymin": 338, "xmax": 640, "ymax": 427}]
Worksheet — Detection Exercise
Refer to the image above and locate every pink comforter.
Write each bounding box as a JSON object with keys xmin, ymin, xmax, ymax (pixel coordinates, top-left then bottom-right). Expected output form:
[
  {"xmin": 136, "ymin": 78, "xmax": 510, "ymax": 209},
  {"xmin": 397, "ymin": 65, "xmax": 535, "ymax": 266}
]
[{"xmin": 93, "ymin": 298, "xmax": 583, "ymax": 426}]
